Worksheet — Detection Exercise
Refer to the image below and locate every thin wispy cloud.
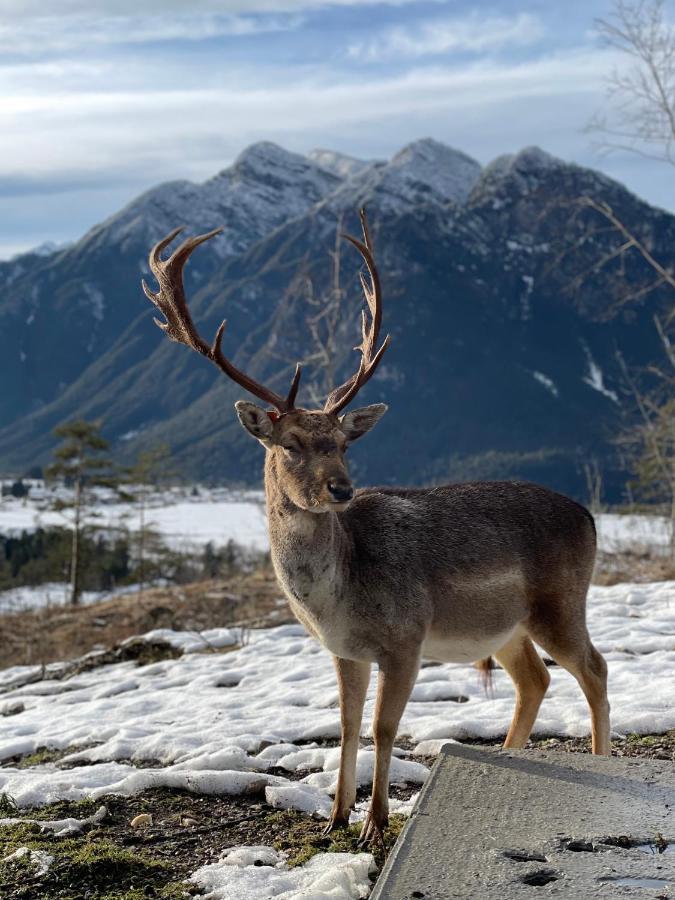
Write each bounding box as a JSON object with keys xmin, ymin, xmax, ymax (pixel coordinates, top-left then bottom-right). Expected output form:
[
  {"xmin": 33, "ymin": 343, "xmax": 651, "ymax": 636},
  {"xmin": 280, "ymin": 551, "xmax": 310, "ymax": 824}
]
[
  {"xmin": 1, "ymin": 0, "xmax": 445, "ymax": 17},
  {"xmin": 0, "ymin": 48, "xmax": 612, "ymax": 188},
  {"xmin": 1, "ymin": 14, "xmax": 302, "ymax": 55},
  {"xmin": 348, "ymin": 12, "xmax": 545, "ymax": 61}
]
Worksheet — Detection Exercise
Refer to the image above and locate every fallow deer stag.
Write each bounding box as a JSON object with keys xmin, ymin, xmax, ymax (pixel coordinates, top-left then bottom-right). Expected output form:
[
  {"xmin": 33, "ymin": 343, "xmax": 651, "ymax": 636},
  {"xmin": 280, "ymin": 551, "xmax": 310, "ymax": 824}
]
[{"xmin": 143, "ymin": 210, "xmax": 611, "ymax": 845}]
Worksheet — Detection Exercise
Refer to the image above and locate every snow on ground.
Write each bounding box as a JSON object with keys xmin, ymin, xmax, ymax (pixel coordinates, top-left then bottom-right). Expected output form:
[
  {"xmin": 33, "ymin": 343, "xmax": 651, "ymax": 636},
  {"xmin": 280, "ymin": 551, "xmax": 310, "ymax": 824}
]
[
  {"xmin": 189, "ymin": 847, "xmax": 376, "ymax": 900},
  {"xmin": 0, "ymin": 581, "xmax": 167, "ymax": 615},
  {"xmin": 0, "ymin": 578, "xmax": 674, "ymax": 897},
  {"xmin": 0, "ymin": 487, "xmax": 268, "ymax": 553},
  {"xmin": 1, "ymin": 485, "xmax": 671, "ymax": 560},
  {"xmin": 596, "ymin": 512, "xmax": 672, "ymax": 554},
  {"xmin": 0, "ymin": 580, "xmax": 674, "ymax": 807}
]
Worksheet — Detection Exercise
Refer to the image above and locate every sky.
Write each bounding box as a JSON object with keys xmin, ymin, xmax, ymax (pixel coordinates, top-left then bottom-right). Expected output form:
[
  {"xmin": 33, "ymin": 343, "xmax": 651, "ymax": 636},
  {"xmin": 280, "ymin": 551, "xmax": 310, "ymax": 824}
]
[{"xmin": 0, "ymin": 0, "xmax": 671, "ymax": 259}]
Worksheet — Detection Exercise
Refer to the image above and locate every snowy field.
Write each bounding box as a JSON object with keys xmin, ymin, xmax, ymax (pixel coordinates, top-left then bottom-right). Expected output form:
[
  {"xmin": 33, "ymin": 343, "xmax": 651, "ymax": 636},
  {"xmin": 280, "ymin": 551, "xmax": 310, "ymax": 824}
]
[
  {"xmin": 0, "ymin": 482, "xmax": 672, "ymax": 616},
  {"xmin": 1, "ymin": 485, "xmax": 671, "ymax": 559},
  {"xmin": 0, "ymin": 578, "xmax": 674, "ymax": 896},
  {"xmin": 0, "ymin": 485, "xmax": 268, "ymax": 552}
]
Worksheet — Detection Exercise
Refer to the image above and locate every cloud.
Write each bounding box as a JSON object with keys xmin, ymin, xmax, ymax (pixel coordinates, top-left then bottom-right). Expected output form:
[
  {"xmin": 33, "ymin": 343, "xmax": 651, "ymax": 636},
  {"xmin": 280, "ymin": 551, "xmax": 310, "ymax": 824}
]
[
  {"xmin": 0, "ymin": 47, "xmax": 611, "ymax": 184},
  {"xmin": 0, "ymin": 0, "xmax": 443, "ymax": 17},
  {"xmin": 348, "ymin": 12, "xmax": 545, "ymax": 61},
  {"xmin": 0, "ymin": 13, "xmax": 303, "ymax": 55}
]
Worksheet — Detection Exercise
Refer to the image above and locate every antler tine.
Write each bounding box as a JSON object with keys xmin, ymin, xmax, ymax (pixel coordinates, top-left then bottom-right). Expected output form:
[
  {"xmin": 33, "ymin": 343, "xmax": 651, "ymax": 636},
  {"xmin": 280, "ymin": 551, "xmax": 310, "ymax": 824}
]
[
  {"xmin": 144, "ymin": 226, "xmax": 302, "ymax": 414},
  {"xmin": 323, "ymin": 208, "xmax": 390, "ymax": 417}
]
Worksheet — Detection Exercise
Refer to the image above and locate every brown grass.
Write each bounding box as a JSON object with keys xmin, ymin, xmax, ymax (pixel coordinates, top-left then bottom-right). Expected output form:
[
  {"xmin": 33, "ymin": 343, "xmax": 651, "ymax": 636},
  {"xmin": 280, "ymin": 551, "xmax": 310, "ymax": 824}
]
[
  {"xmin": 0, "ymin": 568, "xmax": 291, "ymax": 672},
  {"xmin": 2, "ymin": 545, "xmax": 673, "ymax": 672},
  {"xmin": 593, "ymin": 549, "xmax": 675, "ymax": 585}
]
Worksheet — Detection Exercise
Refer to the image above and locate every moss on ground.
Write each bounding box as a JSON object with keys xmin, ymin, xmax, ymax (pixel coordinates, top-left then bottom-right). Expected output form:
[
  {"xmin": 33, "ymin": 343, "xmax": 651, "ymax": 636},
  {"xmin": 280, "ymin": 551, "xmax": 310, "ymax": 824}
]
[
  {"xmin": 269, "ymin": 809, "xmax": 406, "ymax": 869},
  {"xmin": 11, "ymin": 747, "xmax": 70, "ymax": 769},
  {"xmin": 0, "ymin": 788, "xmax": 407, "ymax": 899},
  {"xmin": 0, "ymin": 799, "xmax": 191, "ymax": 900}
]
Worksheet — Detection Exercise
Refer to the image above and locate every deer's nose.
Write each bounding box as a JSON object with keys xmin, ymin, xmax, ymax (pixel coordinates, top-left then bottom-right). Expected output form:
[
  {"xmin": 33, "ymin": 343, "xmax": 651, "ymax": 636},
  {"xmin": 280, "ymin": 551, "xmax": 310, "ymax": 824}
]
[{"xmin": 327, "ymin": 479, "xmax": 354, "ymax": 502}]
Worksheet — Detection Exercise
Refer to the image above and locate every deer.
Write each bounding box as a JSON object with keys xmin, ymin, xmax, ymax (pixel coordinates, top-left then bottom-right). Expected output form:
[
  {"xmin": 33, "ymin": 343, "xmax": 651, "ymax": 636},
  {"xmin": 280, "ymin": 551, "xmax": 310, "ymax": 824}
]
[{"xmin": 142, "ymin": 209, "xmax": 611, "ymax": 846}]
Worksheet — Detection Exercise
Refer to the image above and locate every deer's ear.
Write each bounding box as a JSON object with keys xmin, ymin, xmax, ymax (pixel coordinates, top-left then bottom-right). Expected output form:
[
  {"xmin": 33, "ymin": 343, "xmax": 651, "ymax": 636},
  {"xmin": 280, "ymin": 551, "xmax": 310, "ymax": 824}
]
[
  {"xmin": 340, "ymin": 404, "xmax": 388, "ymax": 443},
  {"xmin": 235, "ymin": 401, "xmax": 274, "ymax": 447}
]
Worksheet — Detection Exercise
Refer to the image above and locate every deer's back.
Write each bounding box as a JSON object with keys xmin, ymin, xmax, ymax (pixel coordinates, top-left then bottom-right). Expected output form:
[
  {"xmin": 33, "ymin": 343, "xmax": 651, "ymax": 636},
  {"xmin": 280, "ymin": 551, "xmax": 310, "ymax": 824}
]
[{"xmin": 342, "ymin": 480, "xmax": 596, "ymax": 601}]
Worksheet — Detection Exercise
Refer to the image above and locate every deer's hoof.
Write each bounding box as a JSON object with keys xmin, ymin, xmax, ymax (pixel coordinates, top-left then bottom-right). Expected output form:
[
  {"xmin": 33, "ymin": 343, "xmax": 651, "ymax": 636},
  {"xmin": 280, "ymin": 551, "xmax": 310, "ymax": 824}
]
[
  {"xmin": 357, "ymin": 811, "xmax": 388, "ymax": 848},
  {"xmin": 322, "ymin": 811, "xmax": 350, "ymax": 836}
]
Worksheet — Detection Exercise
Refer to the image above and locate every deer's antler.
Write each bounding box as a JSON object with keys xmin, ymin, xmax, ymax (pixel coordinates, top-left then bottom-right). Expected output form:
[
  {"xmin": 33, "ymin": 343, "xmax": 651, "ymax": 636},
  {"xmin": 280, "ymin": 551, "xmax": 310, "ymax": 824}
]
[
  {"xmin": 142, "ymin": 226, "xmax": 301, "ymax": 414},
  {"xmin": 323, "ymin": 209, "xmax": 390, "ymax": 416}
]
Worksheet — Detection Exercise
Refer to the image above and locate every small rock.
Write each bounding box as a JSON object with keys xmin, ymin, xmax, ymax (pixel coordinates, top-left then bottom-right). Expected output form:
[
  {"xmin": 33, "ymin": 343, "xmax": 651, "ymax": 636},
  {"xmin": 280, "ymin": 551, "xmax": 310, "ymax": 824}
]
[
  {"xmin": 180, "ymin": 816, "xmax": 198, "ymax": 827},
  {"xmin": 130, "ymin": 813, "xmax": 153, "ymax": 828}
]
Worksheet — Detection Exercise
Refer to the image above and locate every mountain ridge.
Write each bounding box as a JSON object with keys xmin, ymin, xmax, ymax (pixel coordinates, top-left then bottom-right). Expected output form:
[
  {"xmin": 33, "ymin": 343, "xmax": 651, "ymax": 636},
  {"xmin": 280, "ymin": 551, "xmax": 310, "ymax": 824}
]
[{"xmin": 0, "ymin": 138, "xmax": 670, "ymax": 501}]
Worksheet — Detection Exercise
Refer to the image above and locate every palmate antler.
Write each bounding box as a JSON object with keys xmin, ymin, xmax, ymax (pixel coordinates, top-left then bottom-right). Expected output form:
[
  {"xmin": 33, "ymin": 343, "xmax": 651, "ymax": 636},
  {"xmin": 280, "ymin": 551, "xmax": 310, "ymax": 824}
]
[{"xmin": 142, "ymin": 208, "xmax": 389, "ymax": 416}]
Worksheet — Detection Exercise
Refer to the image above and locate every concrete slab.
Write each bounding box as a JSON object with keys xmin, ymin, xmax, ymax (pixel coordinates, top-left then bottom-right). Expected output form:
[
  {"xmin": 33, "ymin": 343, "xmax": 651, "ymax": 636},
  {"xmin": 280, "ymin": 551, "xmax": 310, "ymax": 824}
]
[{"xmin": 372, "ymin": 744, "xmax": 675, "ymax": 899}]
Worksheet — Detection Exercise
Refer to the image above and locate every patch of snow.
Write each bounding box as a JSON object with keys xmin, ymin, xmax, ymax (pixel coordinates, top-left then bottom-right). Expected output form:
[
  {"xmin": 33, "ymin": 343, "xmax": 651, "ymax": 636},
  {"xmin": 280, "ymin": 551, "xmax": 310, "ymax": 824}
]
[
  {"xmin": 0, "ymin": 581, "xmax": 674, "ymax": 817},
  {"xmin": 597, "ymin": 513, "xmax": 673, "ymax": 555},
  {"xmin": 0, "ymin": 488, "xmax": 270, "ymax": 566},
  {"xmin": 0, "ymin": 581, "xmax": 166, "ymax": 615},
  {"xmin": 190, "ymin": 847, "xmax": 375, "ymax": 900},
  {"xmin": 82, "ymin": 283, "xmax": 105, "ymax": 322},
  {"xmin": 532, "ymin": 370, "xmax": 559, "ymax": 397},
  {"xmin": 583, "ymin": 353, "xmax": 619, "ymax": 403},
  {"xmin": 3, "ymin": 846, "xmax": 54, "ymax": 875},
  {"xmin": 520, "ymin": 274, "xmax": 534, "ymax": 320},
  {"xmin": 265, "ymin": 782, "xmax": 334, "ymax": 818},
  {"xmin": 0, "ymin": 804, "xmax": 107, "ymax": 837},
  {"xmin": 138, "ymin": 627, "xmax": 238, "ymax": 654},
  {"xmin": 309, "ymin": 149, "xmax": 374, "ymax": 179}
]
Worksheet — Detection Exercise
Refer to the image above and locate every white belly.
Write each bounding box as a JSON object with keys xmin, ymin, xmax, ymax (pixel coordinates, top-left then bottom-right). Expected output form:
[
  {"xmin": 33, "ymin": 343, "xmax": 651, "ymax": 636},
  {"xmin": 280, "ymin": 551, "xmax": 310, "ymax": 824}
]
[{"xmin": 422, "ymin": 627, "xmax": 518, "ymax": 664}]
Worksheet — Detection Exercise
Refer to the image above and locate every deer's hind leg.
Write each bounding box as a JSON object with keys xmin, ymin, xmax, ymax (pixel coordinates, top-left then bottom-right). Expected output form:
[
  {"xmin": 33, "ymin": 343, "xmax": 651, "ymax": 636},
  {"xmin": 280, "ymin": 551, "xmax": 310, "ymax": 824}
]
[
  {"xmin": 495, "ymin": 632, "xmax": 551, "ymax": 749},
  {"xmin": 529, "ymin": 625, "xmax": 611, "ymax": 756}
]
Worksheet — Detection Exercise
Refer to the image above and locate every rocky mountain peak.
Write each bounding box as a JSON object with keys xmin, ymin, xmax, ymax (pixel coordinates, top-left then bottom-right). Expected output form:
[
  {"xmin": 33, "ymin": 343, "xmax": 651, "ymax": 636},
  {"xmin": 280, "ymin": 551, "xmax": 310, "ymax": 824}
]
[
  {"xmin": 389, "ymin": 138, "xmax": 482, "ymax": 204},
  {"xmin": 322, "ymin": 137, "xmax": 482, "ymax": 215},
  {"xmin": 308, "ymin": 148, "xmax": 374, "ymax": 179}
]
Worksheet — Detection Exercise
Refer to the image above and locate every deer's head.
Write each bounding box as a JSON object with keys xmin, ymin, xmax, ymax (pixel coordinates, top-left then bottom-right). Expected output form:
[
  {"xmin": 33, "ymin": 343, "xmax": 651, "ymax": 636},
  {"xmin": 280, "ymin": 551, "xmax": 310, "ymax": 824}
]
[
  {"xmin": 143, "ymin": 209, "xmax": 389, "ymax": 512},
  {"xmin": 234, "ymin": 403, "xmax": 386, "ymax": 511}
]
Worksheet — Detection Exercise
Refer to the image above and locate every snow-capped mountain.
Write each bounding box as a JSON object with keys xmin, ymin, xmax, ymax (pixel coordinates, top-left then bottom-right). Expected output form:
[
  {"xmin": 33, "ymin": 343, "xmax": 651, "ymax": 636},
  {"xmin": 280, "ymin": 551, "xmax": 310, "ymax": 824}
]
[{"xmin": 0, "ymin": 138, "xmax": 671, "ymax": 499}]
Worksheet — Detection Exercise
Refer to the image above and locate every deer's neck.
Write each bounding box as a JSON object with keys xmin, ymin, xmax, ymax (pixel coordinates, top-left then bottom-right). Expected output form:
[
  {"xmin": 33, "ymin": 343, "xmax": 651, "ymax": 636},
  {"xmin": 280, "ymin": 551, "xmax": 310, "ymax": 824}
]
[{"xmin": 264, "ymin": 454, "xmax": 348, "ymax": 623}]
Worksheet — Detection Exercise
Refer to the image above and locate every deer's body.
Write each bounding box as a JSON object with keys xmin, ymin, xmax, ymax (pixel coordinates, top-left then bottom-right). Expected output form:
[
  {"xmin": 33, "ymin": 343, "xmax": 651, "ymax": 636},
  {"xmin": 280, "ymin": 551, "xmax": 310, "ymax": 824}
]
[
  {"xmin": 144, "ymin": 211, "xmax": 611, "ymax": 846},
  {"xmin": 268, "ymin": 474, "xmax": 596, "ymax": 668}
]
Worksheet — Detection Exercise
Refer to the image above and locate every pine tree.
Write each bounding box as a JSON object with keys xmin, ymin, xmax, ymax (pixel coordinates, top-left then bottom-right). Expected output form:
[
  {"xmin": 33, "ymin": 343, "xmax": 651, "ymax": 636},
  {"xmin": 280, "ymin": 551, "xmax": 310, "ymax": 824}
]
[
  {"xmin": 123, "ymin": 444, "xmax": 174, "ymax": 590},
  {"xmin": 45, "ymin": 420, "xmax": 117, "ymax": 605}
]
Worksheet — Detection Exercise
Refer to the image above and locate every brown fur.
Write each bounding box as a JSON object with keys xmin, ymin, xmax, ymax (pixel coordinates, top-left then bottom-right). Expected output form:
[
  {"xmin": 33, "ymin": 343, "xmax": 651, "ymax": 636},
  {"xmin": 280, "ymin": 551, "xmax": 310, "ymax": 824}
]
[
  {"xmin": 145, "ymin": 222, "xmax": 610, "ymax": 847},
  {"xmin": 234, "ymin": 406, "xmax": 612, "ymax": 844}
]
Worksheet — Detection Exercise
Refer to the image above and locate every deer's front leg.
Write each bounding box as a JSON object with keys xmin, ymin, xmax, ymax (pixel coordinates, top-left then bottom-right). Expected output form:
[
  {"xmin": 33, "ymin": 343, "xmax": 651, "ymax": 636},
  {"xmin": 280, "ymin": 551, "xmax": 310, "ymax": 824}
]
[
  {"xmin": 323, "ymin": 656, "xmax": 371, "ymax": 835},
  {"xmin": 359, "ymin": 654, "xmax": 420, "ymax": 846}
]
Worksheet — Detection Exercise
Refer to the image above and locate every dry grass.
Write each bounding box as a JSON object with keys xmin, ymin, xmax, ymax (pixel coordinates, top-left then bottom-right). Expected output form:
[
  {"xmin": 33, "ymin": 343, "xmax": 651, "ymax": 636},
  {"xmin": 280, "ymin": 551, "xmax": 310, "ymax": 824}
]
[
  {"xmin": 1, "ymin": 544, "xmax": 673, "ymax": 671},
  {"xmin": 0, "ymin": 568, "xmax": 291, "ymax": 672},
  {"xmin": 593, "ymin": 548, "xmax": 675, "ymax": 585}
]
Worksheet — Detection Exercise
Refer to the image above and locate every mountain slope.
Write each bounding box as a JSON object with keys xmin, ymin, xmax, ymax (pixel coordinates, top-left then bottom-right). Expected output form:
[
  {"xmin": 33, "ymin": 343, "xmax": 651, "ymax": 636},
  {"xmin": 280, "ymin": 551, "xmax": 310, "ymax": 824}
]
[
  {"xmin": 0, "ymin": 139, "xmax": 671, "ymax": 501},
  {"xmin": 0, "ymin": 143, "xmax": 342, "ymax": 427}
]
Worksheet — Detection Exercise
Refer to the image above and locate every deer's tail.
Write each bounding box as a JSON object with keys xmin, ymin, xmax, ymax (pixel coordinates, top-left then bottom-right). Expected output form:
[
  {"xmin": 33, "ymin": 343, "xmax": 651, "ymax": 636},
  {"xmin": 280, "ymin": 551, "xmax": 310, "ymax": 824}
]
[{"xmin": 476, "ymin": 656, "xmax": 495, "ymax": 694}]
